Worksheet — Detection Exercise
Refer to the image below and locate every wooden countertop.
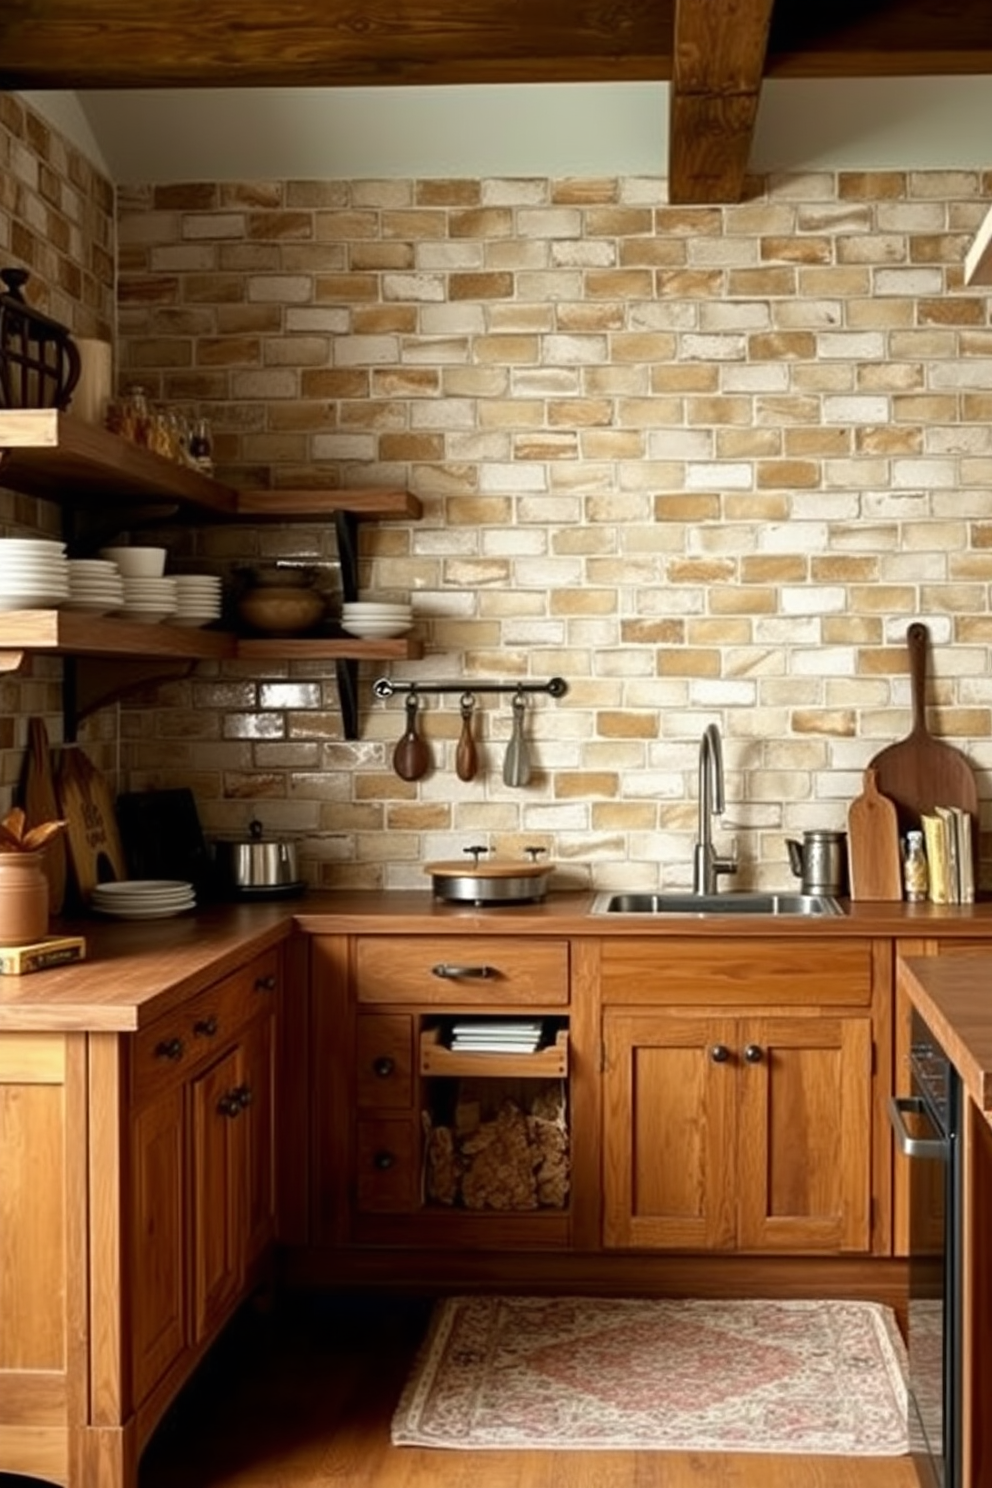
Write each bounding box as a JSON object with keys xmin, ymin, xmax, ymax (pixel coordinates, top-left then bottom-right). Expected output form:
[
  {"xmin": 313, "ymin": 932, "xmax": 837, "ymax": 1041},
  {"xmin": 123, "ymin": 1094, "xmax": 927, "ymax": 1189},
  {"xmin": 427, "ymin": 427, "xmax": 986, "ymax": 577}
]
[
  {"xmin": 6, "ymin": 888, "xmax": 992, "ymax": 1033},
  {"xmin": 898, "ymin": 953, "xmax": 992, "ymax": 1112}
]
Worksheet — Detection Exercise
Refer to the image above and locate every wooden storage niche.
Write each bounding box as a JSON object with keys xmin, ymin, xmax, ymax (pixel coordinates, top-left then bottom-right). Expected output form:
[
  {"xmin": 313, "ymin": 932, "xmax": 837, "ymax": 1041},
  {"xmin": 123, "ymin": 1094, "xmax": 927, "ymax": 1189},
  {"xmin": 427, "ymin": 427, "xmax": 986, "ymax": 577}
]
[{"xmin": 421, "ymin": 1015, "xmax": 570, "ymax": 1214}]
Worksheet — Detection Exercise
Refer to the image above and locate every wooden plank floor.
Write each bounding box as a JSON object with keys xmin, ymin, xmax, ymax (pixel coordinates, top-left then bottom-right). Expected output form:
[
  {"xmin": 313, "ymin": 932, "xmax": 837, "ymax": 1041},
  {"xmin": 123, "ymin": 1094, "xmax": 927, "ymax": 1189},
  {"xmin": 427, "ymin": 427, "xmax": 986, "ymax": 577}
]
[{"xmin": 137, "ymin": 1294, "xmax": 923, "ymax": 1488}]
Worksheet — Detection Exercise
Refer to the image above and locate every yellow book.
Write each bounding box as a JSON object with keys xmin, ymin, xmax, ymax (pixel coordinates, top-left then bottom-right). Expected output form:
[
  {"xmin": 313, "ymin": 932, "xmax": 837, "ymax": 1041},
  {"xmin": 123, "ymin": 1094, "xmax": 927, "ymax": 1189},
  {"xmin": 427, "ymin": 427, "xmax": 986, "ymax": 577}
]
[
  {"xmin": 0, "ymin": 935, "xmax": 87, "ymax": 976},
  {"xmin": 951, "ymin": 807, "xmax": 975, "ymax": 904},
  {"xmin": 921, "ymin": 814, "xmax": 951, "ymax": 904},
  {"xmin": 935, "ymin": 806, "xmax": 961, "ymax": 904}
]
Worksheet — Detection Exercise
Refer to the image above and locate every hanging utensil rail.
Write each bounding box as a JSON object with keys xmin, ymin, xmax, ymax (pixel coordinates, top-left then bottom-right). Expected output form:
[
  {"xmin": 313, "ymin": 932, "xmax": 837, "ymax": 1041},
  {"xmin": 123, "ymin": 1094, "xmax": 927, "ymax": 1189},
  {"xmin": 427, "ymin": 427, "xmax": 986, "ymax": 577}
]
[{"xmin": 372, "ymin": 676, "xmax": 568, "ymax": 700}]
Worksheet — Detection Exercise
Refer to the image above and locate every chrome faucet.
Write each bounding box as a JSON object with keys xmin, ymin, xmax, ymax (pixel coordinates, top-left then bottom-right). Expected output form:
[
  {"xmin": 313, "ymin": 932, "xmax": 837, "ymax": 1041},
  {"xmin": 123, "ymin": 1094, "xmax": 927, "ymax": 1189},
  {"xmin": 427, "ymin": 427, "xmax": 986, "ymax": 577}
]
[{"xmin": 693, "ymin": 723, "xmax": 738, "ymax": 895}]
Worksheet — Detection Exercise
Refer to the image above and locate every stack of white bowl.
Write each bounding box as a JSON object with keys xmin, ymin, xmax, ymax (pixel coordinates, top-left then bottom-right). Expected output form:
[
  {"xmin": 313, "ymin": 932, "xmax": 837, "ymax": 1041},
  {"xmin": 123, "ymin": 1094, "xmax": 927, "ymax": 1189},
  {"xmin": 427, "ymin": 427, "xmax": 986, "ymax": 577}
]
[
  {"xmin": 65, "ymin": 558, "xmax": 126, "ymax": 615},
  {"xmin": 98, "ymin": 546, "xmax": 177, "ymax": 624},
  {"xmin": 0, "ymin": 538, "xmax": 69, "ymax": 610},
  {"xmin": 173, "ymin": 574, "xmax": 223, "ymax": 627},
  {"xmin": 340, "ymin": 599, "xmax": 413, "ymax": 639}
]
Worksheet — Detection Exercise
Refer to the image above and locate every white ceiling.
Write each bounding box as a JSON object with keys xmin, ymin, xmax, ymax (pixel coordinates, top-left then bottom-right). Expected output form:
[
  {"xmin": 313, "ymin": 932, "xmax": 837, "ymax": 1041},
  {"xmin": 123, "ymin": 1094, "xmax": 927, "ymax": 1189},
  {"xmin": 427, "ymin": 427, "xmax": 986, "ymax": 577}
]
[{"xmin": 21, "ymin": 77, "xmax": 992, "ymax": 185}]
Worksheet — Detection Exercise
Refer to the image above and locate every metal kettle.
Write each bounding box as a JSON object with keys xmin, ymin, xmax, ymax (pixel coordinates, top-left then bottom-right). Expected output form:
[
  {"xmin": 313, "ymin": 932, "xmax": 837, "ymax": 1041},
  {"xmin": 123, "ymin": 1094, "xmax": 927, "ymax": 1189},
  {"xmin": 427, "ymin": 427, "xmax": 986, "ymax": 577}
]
[{"xmin": 786, "ymin": 829, "xmax": 847, "ymax": 896}]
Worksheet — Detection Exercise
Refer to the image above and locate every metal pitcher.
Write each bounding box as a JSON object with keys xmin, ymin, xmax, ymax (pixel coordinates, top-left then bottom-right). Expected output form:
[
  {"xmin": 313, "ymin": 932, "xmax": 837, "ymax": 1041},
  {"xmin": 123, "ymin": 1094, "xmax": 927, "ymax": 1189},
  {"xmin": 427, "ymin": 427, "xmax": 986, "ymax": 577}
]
[{"xmin": 786, "ymin": 829, "xmax": 847, "ymax": 896}]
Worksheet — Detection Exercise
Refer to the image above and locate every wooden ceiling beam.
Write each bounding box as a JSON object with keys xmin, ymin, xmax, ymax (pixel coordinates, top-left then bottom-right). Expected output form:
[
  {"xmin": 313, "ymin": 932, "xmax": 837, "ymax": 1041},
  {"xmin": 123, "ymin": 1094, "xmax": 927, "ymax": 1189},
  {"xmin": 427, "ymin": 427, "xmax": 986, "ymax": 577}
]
[
  {"xmin": 668, "ymin": 0, "xmax": 776, "ymax": 204},
  {"xmin": 765, "ymin": 0, "xmax": 992, "ymax": 77}
]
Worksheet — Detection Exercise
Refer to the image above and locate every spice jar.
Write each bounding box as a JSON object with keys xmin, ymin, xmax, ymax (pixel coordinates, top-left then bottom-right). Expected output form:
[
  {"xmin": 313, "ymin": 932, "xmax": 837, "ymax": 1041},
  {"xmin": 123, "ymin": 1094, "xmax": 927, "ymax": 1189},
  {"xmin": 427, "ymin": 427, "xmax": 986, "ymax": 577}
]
[{"xmin": 903, "ymin": 830, "xmax": 928, "ymax": 903}]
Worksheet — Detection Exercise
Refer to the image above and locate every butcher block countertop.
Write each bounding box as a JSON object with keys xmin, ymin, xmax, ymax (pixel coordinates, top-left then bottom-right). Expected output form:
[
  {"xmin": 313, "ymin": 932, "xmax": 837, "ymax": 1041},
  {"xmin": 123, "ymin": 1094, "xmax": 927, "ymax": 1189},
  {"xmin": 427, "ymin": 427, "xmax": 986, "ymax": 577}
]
[
  {"xmin": 898, "ymin": 953, "xmax": 992, "ymax": 1113},
  {"xmin": 6, "ymin": 888, "xmax": 992, "ymax": 1033}
]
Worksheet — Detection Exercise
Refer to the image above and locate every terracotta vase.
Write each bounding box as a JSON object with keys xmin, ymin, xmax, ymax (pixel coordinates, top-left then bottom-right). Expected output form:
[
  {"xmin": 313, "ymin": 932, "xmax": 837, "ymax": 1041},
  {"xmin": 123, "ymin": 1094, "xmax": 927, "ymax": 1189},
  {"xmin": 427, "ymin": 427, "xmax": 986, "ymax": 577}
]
[{"xmin": 0, "ymin": 852, "xmax": 50, "ymax": 946}]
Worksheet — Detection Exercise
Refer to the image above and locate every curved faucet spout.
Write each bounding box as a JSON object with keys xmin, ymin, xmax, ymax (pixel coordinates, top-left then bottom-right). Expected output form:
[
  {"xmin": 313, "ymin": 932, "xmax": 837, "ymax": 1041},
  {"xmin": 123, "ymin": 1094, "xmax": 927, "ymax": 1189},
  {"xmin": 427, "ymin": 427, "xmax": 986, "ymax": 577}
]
[{"xmin": 693, "ymin": 724, "xmax": 738, "ymax": 896}]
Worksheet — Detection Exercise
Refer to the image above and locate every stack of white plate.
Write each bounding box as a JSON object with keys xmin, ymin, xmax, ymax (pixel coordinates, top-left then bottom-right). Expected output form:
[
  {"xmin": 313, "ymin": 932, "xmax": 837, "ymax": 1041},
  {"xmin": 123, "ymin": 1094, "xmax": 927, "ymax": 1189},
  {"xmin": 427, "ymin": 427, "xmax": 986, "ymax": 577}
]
[
  {"xmin": 65, "ymin": 558, "xmax": 126, "ymax": 616},
  {"xmin": 340, "ymin": 600, "xmax": 413, "ymax": 639},
  {"xmin": 90, "ymin": 879, "xmax": 196, "ymax": 919},
  {"xmin": 118, "ymin": 575, "xmax": 179, "ymax": 624},
  {"xmin": 0, "ymin": 537, "xmax": 69, "ymax": 610},
  {"xmin": 173, "ymin": 573, "xmax": 223, "ymax": 627}
]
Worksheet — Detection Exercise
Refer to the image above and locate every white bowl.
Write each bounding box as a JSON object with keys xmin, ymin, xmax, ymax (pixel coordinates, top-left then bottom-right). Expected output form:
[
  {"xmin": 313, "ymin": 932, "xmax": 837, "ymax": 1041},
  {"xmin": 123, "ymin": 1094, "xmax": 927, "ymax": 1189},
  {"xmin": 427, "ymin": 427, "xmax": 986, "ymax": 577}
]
[
  {"xmin": 99, "ymin": 546, "xmax": 167, "ymax": 578},
  {"xmin": 340, "ymin": 619, "xmax": 413, "ymax": 639}
]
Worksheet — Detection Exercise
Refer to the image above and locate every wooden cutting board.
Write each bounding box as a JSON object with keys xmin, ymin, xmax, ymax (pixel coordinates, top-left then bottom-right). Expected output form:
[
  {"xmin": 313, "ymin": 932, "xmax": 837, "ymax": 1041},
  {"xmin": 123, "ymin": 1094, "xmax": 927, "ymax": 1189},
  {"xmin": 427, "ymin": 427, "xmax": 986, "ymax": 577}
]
[
  {"xmin": 847, "ymin": 767, "xmax": 903, "ymax": 901},
  {"xmin": 21, "ymin": 716, "xmax": 67, "ymax": 914},
  {"xmin": 867, "ymin": 621, "xmax": 979, "ymax": 875},
  {"xmin": 56, "ymin": 743, "xmax": 128, "ymax": 901}
]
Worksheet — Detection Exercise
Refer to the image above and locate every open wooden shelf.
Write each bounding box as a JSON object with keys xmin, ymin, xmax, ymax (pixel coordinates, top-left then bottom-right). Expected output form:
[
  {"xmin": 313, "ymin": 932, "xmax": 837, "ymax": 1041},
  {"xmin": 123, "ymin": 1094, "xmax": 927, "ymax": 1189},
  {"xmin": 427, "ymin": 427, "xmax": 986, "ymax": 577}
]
[
  {"xmin": 419, "ymin": 1024, "xmax": 569, "ymax": 1079},
  {"xmin": 0, "ymin": 410, "xmax": 425, "ymax": 736},
  {"xmin": 0, "ymin": 410, "xmax": 422, "ymax": 520}
]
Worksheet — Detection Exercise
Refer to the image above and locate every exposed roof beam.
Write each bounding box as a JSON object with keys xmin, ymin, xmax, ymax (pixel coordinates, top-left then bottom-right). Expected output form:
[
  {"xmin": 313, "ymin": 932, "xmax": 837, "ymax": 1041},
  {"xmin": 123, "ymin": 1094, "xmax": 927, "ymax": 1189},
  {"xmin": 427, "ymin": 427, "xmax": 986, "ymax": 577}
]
[{"xmin": 668, "ymin": 0, "xmax": 775, "ymax": 204}]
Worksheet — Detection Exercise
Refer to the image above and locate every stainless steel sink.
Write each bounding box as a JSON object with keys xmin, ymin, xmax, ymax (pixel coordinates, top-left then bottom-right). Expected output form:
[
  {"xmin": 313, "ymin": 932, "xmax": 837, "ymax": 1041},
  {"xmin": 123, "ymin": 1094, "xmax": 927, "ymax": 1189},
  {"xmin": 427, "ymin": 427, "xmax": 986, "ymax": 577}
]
[{"xmin": 590, "ymin": 891, "xmax": 844, "ymax": 917}]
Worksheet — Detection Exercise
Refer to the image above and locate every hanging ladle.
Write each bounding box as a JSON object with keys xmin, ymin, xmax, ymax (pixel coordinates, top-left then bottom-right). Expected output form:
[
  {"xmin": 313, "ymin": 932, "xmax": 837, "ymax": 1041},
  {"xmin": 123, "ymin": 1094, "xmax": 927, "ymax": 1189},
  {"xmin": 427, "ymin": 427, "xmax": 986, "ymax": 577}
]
[
  {"xmin": 393, "ymin": 690, "xmax": 431, "ymax": 781},
  {"xmin": 502, "ymin": 688, "xmax": 532, "ymax": 788},
  {"xmin": 455, "ymin": 691, "xmax": 478, "ymax": 782}
]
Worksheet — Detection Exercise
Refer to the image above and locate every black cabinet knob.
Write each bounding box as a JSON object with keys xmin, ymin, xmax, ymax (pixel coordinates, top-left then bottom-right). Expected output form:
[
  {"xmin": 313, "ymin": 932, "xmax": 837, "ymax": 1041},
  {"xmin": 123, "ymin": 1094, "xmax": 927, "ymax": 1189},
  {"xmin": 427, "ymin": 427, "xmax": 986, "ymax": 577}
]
[
  {"xmin": 710, "ymin": 1044, "xmax": 730, "ymax": 1063},
  {"xmin": 373, "ymin": 1056, "xmax": 396, "ymax": 1078},
  {"xmin": 193, "ymin": 1016, "xmax": 218, "ymax": 1038},
  {"xmin": 254, "ymin": 975, "xmax": 277, "ymax": 993},
  {"xmin": 744, "ymin": 1043, "xmax": 764, "ymax": 1064},
  {"xmin": 155, "ymin": 1037, "xmax": 184, "ymax": 1062},
  {"xmin": 373, "ymin": 1150, "xmax": 396, "ymax": 1171}
]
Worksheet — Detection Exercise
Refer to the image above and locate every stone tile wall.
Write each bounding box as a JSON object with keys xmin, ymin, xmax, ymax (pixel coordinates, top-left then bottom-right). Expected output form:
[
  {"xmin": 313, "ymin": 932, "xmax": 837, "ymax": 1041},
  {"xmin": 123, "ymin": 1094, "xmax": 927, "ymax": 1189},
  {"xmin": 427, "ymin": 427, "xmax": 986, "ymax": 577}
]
[
  {"xmin": 111, "ymin": 169, "xmax": 992, "ymax": 892},
  {"xmin": 0, "ymin": 95, "xmax": 117, "ymax": 807}
]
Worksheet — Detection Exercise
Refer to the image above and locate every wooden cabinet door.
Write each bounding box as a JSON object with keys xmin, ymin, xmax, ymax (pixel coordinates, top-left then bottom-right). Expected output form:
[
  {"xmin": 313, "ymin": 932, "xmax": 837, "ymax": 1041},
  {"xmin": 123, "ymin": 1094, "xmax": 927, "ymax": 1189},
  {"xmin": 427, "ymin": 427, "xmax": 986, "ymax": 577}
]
[
  {"xmin": 602, "ymin": 1012, "xmax": 737, "ymax": 1251},
  {"xmin": 129, "ymin": 1083, "xmax": 186, "ymax": 1403},
  {"xmin": 241, "ymin": 1011, "xmax": 276, "ymax": 1272},
  {"xmin": 190, "ymin": 1045, "xmax": 242, "ymax": 1344},
  {"xmin": 736, "ymin": 1015, "xmax": 872, "ymax": 1253}
]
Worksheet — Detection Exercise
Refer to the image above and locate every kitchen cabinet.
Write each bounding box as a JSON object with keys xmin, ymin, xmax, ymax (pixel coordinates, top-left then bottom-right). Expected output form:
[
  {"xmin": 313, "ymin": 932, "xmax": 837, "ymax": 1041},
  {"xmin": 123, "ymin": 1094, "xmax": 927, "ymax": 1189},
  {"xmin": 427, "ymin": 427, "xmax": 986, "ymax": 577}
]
[
  {"xmin": 312, "ymin": 933, "xmax": 575, "ymax": 1251},
  {"xmin": 0, "ymin": 941, "xmax": 284, "ymax": 1488},
  {"xmin": 599, "ymin": 937, "xmax": 881, "ymax": 1255},
  {"xmin": 0, "ymin": 409, "xmax": 423, "ymax": 737}
]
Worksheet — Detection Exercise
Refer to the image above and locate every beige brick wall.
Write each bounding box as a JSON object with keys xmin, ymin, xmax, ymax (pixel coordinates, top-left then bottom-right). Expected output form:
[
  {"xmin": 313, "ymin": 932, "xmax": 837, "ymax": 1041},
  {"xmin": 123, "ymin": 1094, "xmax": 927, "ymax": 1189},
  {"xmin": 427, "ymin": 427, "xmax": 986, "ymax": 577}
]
[
  {"xmin": 0, "ymin": 95, "xmax": 117, "ymax": 800},
  {"xmin": 6, "ymin": 95, "xmax": 992, "ymax": 896},
  {"xmin": 110, "ymin": 170, "xmax": 992, "ymax": 893}
]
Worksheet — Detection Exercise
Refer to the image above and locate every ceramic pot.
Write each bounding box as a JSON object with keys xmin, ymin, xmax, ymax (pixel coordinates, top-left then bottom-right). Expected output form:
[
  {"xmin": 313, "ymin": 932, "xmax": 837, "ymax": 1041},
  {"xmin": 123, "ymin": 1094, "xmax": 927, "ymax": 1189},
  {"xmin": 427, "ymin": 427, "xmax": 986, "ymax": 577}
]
[{"xmin": 0, "ymin": 851, "xmax": 50, "ymax": 946}]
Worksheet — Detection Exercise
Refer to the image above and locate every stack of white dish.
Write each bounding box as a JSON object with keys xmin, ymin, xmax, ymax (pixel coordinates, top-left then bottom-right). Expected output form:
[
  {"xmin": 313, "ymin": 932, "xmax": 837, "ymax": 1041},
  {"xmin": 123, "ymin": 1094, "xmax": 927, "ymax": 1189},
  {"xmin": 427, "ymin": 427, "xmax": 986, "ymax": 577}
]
[
  {"xmin": 0, "ymin": 538, "xmax": 69, "ymax": 610},
  {"xmin": 90, "ymin": 879, "xmax": 196, "ymax": 919},
  {"xmin": 65, "ymin": 558, "xmax": 126, "ymax": 615},
  {"xmin": 118, "ymin": 575, "xmax": 179, "ymax": 624},
  {"xmin": 340, "ymin": 600, "xmax": 413, "ymax": 639},
  {"xmin": 173, "ymin": 573, "xmax": 223, "ymax": 627}
]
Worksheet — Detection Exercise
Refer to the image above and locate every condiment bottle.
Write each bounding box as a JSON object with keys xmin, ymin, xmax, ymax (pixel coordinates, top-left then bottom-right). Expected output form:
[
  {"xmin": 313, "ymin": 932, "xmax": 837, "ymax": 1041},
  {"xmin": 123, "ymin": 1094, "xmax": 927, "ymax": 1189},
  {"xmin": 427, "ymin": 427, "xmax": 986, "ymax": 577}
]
[{"xmin": 903, "ymin": 830, "xmax": 928, "ymax": 902}]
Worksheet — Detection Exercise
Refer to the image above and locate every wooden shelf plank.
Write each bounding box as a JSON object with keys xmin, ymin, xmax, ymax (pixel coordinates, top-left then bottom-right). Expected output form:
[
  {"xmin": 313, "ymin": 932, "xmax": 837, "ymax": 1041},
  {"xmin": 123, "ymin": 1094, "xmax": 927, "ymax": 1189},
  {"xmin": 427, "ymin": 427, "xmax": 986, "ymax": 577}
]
[
  {"xmin": 419, "ymin": 1025, "xmax": 569, "ymax": 1079},
  {"xmin": 0, "ymin": 410, "xmax": 238, "ymax": 513},
  {"xmin": 235, "ymin": 488, "xmax": 423, "ymax": 521},
  {"xmin": 236, "ymin": 635, "xmax": 423, "ymax": 662},
  {"xmin": 0, "ymin": 610, "xmax": 237, "ymax": 660}
]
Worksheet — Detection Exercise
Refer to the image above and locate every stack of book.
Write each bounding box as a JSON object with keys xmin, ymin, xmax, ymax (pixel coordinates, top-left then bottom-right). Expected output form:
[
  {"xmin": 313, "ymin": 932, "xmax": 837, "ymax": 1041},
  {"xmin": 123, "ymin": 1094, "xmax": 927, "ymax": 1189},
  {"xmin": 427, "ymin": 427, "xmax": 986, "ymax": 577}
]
[
  {"xmin": 447, "ymin": 1019, "xmax": 546, "ymax": 1055},
  {"xmin": 920, "ymin": 806, "xmax": 975, "ymax": 904}
]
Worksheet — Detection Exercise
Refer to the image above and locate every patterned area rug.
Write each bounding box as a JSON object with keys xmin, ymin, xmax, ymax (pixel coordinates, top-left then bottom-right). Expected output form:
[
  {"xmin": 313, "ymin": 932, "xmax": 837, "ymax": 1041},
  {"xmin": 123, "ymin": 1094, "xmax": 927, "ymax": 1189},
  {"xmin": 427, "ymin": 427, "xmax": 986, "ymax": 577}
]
[{"xmin": 391, "ymin": 1296, "xmax": 909, "ymax": 1454}]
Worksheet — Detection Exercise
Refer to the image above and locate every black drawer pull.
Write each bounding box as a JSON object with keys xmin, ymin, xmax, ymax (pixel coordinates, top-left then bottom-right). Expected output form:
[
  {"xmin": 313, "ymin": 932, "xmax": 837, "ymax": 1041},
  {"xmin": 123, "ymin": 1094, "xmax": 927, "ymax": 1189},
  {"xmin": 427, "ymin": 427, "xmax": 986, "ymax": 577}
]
[
  {"xmin": 431, "ymin": 963, "xmax": 494, "ymax": 979},
  {"xmin": 254, "ymin": 974, "xmax": 277, "ymax": 993},
  {"xmin": 373, "ymin": 1056, "xmax": 396, "ymax": 1078},
  {"xmin": 744, "ymin": 1043, "xmax": 764, "ymax": 1064},
  {"xmin": 710, "ymin": 1044, "xmax": 730, "ymax": 1063},
  {"xmin": 217, "ymin": 1089, "xmax": 244, "ymax": 1118},
  {"xmin": 154, "ymin": 1037, "xmax": 184, "ymax": 1062},
  {"xmin": 373, "ymin": 1150, "xmax": 396, "ymax": 1171},
  {"xmin": 193, "ymin": 1016, "xmax": 218, "ymax": 1038}
]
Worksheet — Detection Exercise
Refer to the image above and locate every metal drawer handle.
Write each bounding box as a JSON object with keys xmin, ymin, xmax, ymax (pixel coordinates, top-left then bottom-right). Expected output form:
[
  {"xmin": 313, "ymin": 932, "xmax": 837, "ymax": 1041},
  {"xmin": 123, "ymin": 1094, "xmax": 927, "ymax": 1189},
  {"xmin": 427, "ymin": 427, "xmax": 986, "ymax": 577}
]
[
  {"xmin": 710, "ymin": 1044, "xmax": 730, "ymax": 1063},
  {"xmin": 887, "ymin": 1096, "xmax": 948, "ymax": 1160},
  {"xmin": 373, "ymin": 1150, "xmax": 396, "ymax": 1170},
  {"xmin": 431, "ymin": 963, "xmax": 495, "ymax": 979},
  {"xmin": 155, "ymin": 1037, "xmax": 185, "ymax": 1062},
  {"xmin": 373, "ymin": 1056, "xmax": 396, "ymax": 1078},
  {"xmin": 193, "ymin": 1016, "xmax": 218, "ymax": 1038},
  {"xmin": 744, "ymin": 1044, "xmax": 763, "ymax": 1064},
  {"xmin": 254, "ymin": 974, "xmax": 277, "ymax": 993}
]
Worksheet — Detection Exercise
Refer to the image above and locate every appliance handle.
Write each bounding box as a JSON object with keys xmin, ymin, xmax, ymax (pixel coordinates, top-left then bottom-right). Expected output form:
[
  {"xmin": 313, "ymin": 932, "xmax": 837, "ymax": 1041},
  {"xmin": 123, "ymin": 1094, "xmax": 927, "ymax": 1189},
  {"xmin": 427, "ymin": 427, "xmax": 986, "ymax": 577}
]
[{"xmin": 887, "ymin": 1095, "xmax": 948, "ymax": 1159}]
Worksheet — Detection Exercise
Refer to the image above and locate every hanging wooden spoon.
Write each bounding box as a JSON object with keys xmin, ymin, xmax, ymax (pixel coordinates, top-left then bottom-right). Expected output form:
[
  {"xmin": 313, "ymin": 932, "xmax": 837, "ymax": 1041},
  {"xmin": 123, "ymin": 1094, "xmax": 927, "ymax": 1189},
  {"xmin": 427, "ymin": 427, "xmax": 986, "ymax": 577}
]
[
  {"xmin": 455, "ymin": 692, "xmax": 478, "ymax": 782},
  {"xmin": 393, "ymin": 691, "xmax": 431, "ymax": 781}
]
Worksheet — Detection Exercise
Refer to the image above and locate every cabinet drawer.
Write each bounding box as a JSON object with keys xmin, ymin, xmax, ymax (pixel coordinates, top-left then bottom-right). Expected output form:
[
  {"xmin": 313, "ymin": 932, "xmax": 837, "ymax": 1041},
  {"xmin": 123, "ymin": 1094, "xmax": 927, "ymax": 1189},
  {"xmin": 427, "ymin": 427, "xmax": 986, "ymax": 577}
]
[
  {"xmin": 356, "ymin": 1015, "xmax": 414, "ymax": 1109},
  {"xmin": 355, "ymin": 937, "xmax": 569, "ymax": 1006},
  {"xmin": 356, "ymin": 1118, "xmax": 420, "ymax": 1212},
  {"xmin": 599, "ymin": 938, "xmax": 873, "ymax": 1007},
  {"xmin": 132, "ymin": 949, "xmax": 281, "ymax": 1106}
]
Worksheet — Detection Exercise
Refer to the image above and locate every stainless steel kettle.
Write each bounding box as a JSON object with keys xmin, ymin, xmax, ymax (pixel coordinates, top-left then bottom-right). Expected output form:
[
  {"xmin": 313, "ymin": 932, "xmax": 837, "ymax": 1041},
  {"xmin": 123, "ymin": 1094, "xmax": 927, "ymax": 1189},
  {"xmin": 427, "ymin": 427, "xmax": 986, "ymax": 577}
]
[{"xmin": 786, "ymin": 830, "xmax": 847, "ymax": 896}]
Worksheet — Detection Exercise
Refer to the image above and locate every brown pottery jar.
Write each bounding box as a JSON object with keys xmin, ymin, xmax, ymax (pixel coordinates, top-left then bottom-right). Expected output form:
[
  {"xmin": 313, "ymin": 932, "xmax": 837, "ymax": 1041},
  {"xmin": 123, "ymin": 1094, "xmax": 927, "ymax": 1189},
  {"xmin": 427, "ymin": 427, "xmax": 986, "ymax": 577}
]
[{"xmin": 0, "ymin": 851, "xmax": 50, "ymax": 946}]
